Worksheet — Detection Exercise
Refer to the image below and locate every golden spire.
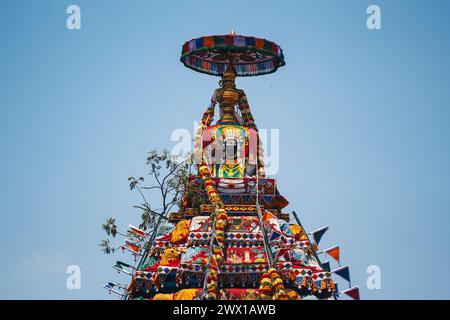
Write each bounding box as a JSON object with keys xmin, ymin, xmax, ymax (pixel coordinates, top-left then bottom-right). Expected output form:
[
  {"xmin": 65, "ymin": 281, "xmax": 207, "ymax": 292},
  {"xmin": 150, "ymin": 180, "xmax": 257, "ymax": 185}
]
[{"xmin": 223, "ymin": 63, "xmax": 237, "ymax": 81}]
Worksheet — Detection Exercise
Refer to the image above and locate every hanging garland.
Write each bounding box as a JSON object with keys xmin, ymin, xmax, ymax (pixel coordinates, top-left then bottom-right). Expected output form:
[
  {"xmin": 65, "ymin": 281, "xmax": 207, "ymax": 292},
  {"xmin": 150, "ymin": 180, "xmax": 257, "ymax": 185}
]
[
  {"xmin": 237, "ymin": 92, "xmax": 265, "ymax": 176},
  {"xmin": 195, "ymin": 105, "xmax": 227, "ymax": 299},
  {"xmin": 258, "ymin": 268, "xmax": 289, "ymax": 300},
  {"xmin": 198, "ymin": 160, "xmax": 227, "ymax": 299},
  {"xmin": 194, "ymin": 103, "xmax": 215, "ymax": 164}
]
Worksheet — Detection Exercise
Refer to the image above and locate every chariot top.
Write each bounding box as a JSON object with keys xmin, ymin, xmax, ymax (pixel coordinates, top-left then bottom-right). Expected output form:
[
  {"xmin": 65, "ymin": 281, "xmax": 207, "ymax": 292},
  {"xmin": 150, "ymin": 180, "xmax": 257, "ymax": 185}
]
[{"xmin": 180, "ymin": 32, "xmax": 285, "ymax": 77}]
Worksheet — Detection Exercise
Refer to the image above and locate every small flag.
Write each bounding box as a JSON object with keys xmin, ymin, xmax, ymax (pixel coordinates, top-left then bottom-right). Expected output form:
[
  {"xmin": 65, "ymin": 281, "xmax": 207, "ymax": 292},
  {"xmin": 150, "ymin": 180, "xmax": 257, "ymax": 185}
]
[
  {"xmin": 309, "ymin": 226, "xmax": 329, "ymax": 244},
  {"xmin": 262, "ymin": 211, "xmax": 277, "ymax": 222},
  {"xmin": 125, "ymin": 239, "xmax": 140, "ymax": 253},
  {"xmin": 129, "ymin": 224, "xmax": 146, "ymax": 238},
  {"xmin": 270, "ymin": 231, "xmax": 281, "ymax": 241},
  {"xmin": 116, "ymin": 261, "xmax": 135, "ymax": 270},
  {"xmin": 324, "ymin": 245, "xmax": 340, "ymax": 263},
  {"xmin": 113, "ymin": 262, "xmax": 125, "ymax": 270},
  {"xmin": 103, "ymin": 283, "xmax": 124, "ymax": 296},
  {"xmin": 121, "ymin": 245, "xmax": 142, "ymax": 257},
  {"xmin": 322, "ymin": 261, "xmax": 331, "ymax": 272},
  {"xmin": 125, "ymin": 239, "xmax": 138, "ymax": 246},
  {"xmin": 342, "ymin": 286, "xmax": 360, "ymax": 300},
  {"xmin": 112, "ymin": 263, "xmax": 132, "ymax": 276},
  {"xmin": 332, "ymin": 265, "xmax": 350, "ymax": 282},
  {"xmin": 103, "ymin": 283, "xmax": 113, "ymax": 290},
  {"xmin": 106, "ymin": 281, "xmax": 127, "ymax": 290}
]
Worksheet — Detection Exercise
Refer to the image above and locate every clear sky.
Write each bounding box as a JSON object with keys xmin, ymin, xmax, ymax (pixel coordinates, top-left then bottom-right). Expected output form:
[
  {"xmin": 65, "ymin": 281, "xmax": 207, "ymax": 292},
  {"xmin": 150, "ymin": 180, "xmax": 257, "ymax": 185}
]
[{"xmin": 0, "ymin": 0, "xmax": 449, "ymax": 299}]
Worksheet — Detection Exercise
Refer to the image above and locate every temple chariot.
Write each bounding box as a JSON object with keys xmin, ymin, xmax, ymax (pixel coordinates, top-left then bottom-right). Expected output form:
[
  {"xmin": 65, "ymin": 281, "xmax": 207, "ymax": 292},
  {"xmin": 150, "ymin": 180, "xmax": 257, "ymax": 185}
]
[{"xmin": 106, "ymin": 33, "xmax": 359, "ymax": 301}]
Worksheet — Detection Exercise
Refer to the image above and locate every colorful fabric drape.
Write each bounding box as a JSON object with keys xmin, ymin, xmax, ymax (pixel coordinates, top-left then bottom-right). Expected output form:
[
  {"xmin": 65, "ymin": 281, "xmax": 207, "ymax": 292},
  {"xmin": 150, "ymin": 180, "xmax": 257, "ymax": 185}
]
[
  {"xmin": 219, "ymin": 289, "xmax": 261, "ymax": 300},
  {"xmin": 190, "ymin": 216, "xmax": 211, "ymax": 232},
  {"xmin": 289, "ymin": 224, "xmax": 307, "ymax": 241},
  {"xmin": 312, "ymin": 270, "xmax": 335, "ymax": 294},
  {"xmin": 159, "ymin": 247, "xmax": 182, "ymax": 267},
  {"xmin": 151, "ymin": 289, "xmax": 203, "ymax": 300},
  {"xmin": 141, "ymin": 255, "xmax": 159, "ymax": 272},
  {"xmin": 227, "ymin": 216, "xmax": 260, "ymax": 233},
  {"xmin": 225, "ymin": 247, "xmax": 267, "ymax": 265},
  {"xmin": 181, "ymin": 246, "xmax": 209, "ymax": 265},
  {"xmin": 174, "ymin": 289, "xmax": 203, "ymax": 300},
  {"xmin": 152, "ymin": 293, "xmax": 174, "ymax": 300},
  {"xmin": 171, "ymin": 220, "xmax": 190, "ymax": 244}
]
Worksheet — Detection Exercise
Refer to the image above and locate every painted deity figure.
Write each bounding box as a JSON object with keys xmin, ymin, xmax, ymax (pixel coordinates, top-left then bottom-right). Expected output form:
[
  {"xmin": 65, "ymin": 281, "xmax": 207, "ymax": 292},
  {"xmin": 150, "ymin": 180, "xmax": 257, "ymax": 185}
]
[{"xmin": 202, "ymin": 65, "xmax": 262, "ymax": 178}]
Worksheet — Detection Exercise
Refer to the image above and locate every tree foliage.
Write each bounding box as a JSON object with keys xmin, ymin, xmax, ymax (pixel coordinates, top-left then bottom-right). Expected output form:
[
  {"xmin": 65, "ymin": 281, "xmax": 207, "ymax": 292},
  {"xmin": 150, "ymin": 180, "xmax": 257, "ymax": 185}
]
[{"xmin": 99, "ymin": 150, "xmax": 194, "ymax": 255}]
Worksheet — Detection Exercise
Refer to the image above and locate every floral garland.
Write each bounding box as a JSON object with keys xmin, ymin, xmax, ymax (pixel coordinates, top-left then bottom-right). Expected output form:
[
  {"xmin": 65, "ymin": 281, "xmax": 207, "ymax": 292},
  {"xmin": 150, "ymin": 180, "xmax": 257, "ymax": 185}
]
[
  {"xmin": 194, "ymin": 104, "xmax": 215, "ymax": 164},
  {"xmin": 195, "ymin": 105, "xmax": 228, "ymax": 300},
  {"xmin": 198, "ymin": 161, "xmax": 227, "ymax": 299},
  {"xmin": 237, "ymin": 93, "xmax": 265, "ymax": 176},
  {"xmin": 270, "ymin": 268, "xmax": 289, "ymax": 300},
  {"xmin": 259, "ymin": 268, "xmax": 289, "ymax": 300},
  {"xmin": 259, "ymin": 271, "xmax": 273, "ymax": 300}
]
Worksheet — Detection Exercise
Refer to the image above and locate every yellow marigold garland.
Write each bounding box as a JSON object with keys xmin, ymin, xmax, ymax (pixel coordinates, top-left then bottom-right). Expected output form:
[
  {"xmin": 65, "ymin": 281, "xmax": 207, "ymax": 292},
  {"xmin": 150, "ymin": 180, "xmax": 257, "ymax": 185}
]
[{"xmin": 198, "ymin": 159, "xmax": 226, "ymax": 300}]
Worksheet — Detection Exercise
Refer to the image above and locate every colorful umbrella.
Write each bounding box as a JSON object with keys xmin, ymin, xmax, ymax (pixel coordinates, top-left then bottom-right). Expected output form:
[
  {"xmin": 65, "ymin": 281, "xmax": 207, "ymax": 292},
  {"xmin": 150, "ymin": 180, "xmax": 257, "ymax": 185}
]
[{"xmin": 180, "ymin": 33, "xmax": 285, "ymax": 77}]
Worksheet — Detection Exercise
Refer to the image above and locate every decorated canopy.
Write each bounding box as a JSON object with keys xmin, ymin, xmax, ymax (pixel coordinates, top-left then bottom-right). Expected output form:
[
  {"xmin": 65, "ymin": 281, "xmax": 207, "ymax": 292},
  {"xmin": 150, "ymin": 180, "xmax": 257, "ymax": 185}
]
[{"xmin": 180, "ymin": 34, "xmax": 285, "ymax": 77}]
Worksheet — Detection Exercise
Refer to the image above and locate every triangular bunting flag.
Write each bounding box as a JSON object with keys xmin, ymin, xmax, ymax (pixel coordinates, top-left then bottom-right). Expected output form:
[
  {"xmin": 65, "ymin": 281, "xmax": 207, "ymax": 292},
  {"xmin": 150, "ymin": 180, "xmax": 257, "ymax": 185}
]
[
  {"xmin": 324, "ymin": 245, "xmax": 340, "ymax": 263},
  {"xmin": 332, "ymin": 265, "xmax": 350, "ymax": 282},
  {"xmin": 322, "ymin": 261, "xmax": 331, "ymax": 272},
  {"xmin": 270, "ymin": 231, "xmax": 281, "ymax": 241},
  {"xmin": 310, "ymin": 226, "xmax": 329, "ymax": 244},
  {"xmin": 342, "ymin": 286, "xmax": 360, "ymax": 300},
  {"xmin": 262, "ymin": 211, "xmax": 277, "ymax": 222}
]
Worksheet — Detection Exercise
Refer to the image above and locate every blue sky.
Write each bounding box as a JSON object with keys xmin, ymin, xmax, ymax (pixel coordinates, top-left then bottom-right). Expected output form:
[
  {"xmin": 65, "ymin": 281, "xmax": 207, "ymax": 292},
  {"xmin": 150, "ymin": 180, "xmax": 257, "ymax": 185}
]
[{"xmin": 0, "ymin": 0, "xmax": 449, "ymax": 299}]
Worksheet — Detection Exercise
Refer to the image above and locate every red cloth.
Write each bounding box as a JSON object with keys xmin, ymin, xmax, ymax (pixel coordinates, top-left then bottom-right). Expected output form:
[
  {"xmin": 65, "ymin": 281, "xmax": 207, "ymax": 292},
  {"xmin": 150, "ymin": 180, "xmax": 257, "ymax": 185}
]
[{"xmin": 225, "ymin": 247, "xmax": 267, "ymax": 264}]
